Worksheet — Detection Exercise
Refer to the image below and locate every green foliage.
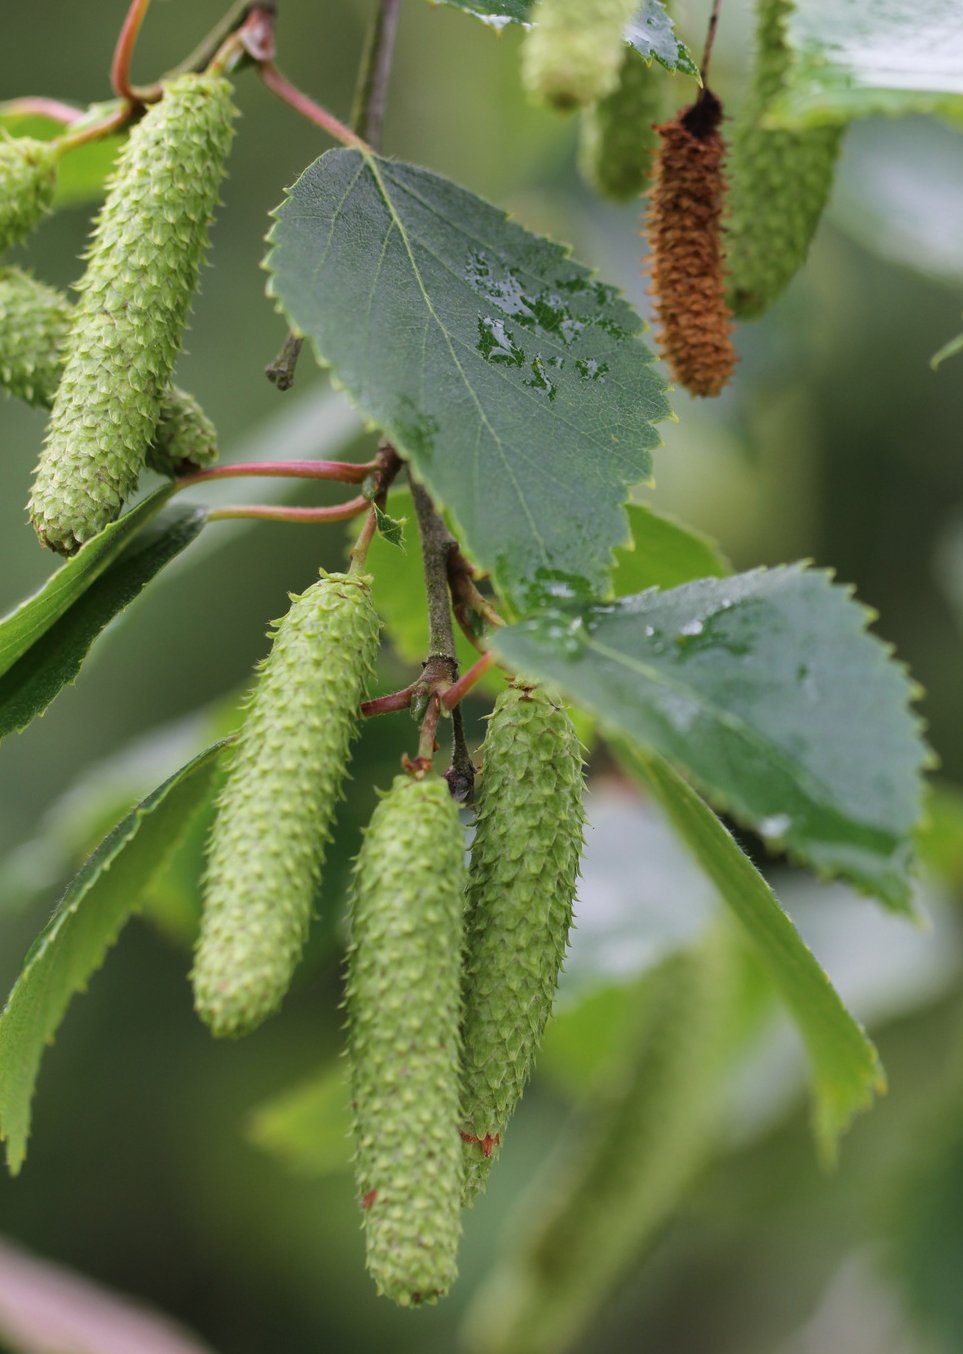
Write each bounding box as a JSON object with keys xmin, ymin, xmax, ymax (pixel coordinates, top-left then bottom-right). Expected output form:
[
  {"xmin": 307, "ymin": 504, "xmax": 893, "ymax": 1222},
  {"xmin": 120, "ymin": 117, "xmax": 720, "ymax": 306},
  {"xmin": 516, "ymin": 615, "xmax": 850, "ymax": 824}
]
[
  {"xmin": 625, "ymin": 746, "xmax": 884, "ymax": 1161},
  {"xmin": 463, "ymin": 932, "xmax": 740, "ymax": 1354},
  {"xmin": 192, "ymin": 571, "xmax": 380, "ymax": 1038},
  {"xmin": 0, "ymin": 504, "xmax": 207, "ymax": 741},
  {"xmin": 247, "ymin": 1063, "xmax": 353, "ymax": 1177},
  {"xmin": 725, "ymin": 0, "xmax": 844, "ymax": 318},
  {"xmin": 493, "ymin": 566, "xmax": 926, "ymax": 909},
  {"xmin": 461, "ymin": 685, "xmax": 585, "ymax": 1199},
  {"xmin": 611, "ymin": 501, "xmax": 729, "ymax": 594},
  {"xmin": 522, "ymin": 0, "xmax": 641, "ymax": 111},
  {"xmin": 0, "ymin": 103, "xmax": 124, "ymax": 205},
  {"xmin": 346, "ymin": 773, "xmax": 465, "ymax": 1307},
  {"xmin": 0, "ymin": 740, "xmax": 228, "ymax": 1173},
  {"xmin": 265, "ymin": 148, "xmax": 671, "ymax": 613},
  {"xmin": 28, "ymin": 74, "xmax": 235, "ymax": 554},
  {"xmin": 578, "ymin": 47, "xmax": 662, "ymax": 202}
]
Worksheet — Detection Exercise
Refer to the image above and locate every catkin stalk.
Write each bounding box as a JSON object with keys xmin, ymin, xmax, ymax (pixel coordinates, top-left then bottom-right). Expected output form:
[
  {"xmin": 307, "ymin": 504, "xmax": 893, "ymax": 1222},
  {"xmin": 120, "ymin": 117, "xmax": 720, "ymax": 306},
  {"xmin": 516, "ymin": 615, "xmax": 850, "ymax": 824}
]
[
  {"xmin": 28, "ymin": 73, "xmax": 235, "ymax": 553},
  {"xmin": 645, "ymin": 89, "xmax": 737, "ymax": 397},
  {"xmin": 0, "ymin": 137, "xmax": 58, "ymax": 251},
  {"xmin": 579, "ymin": 48, "xmax": 662, "ymax": 202},
  {"xmin": 193, "ymin": 571, "xmax": 380, "ymax": 1038},
  {"xmin": 523, "ymin": 0, "xmax": 639, "ymax": 111},
  {"xmin": 460, "ymin": 684, "xmax": 585, "ymax": 1202},
  {"xmin": 347, "ymin": 773, "xmax": 465, "ymax": 1307},
  {"xmin": 0, "ymin": 266, "xmax": 217, "ymax": 472},
  {"xmin": 725, "ymin": 0, "xmax": 844, "ymax": 318}
]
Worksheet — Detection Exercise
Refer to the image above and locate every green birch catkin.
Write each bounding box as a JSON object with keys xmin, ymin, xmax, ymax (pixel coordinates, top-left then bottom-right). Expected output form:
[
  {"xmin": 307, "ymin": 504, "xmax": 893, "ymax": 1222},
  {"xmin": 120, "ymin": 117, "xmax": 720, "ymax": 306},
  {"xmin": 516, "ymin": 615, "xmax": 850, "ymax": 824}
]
[
  {"xmin": 347, "ymin": 773, "xmax": 465, "ymax": 1307},
  {"xmin": 0, "ymin": 136, "xmax": 58, "ymax": 251},
  {"xmin": 193, "ymin": 571, "xmax": 380, "ymax": 1039},
  {"xmin": 0, "ymin": 266, "xmax": 218, "ymax": 471},
  {"xmin": 523, "ymin": 0, "xmax": 639, "ymax": 111},
  {"xmin": 725, "ymin": 0, "xmax": 844, "ymax": 318},
  {"xmin": 460, "ymin": 683, "xmax": 585, "ymax": 1203},
  {"xmin": 579, "ymin": 47, "xmax": 662, "ymax": 202},
  {"xmin": 28, "ymin": 72, "xmax": 235, "ymax": 554}
]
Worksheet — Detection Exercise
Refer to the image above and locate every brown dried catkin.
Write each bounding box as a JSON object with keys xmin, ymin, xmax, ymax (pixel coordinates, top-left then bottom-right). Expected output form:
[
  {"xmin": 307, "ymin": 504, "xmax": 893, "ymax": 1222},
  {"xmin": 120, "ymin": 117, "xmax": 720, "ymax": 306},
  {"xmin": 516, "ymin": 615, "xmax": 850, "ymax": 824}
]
[{"xmin": 644, "ymin": 89, "xmax": 736, "ymax": 398}]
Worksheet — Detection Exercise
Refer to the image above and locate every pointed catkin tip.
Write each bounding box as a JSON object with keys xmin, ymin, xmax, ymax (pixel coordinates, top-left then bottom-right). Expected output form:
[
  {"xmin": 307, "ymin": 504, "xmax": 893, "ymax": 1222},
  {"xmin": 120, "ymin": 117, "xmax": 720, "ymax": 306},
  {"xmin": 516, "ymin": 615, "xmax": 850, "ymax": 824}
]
[{"xmin": 644, "ymin": 88, "xmax": 737, "ymax": 398}]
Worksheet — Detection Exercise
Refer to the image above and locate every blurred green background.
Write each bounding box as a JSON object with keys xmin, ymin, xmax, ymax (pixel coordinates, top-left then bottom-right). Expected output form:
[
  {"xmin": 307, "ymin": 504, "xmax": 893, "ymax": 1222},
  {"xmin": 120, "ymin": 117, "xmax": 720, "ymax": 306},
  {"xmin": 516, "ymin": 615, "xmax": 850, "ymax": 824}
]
[{"xmin": 2, "ymin": 2, "xmax": 963, "ymax": 1351}]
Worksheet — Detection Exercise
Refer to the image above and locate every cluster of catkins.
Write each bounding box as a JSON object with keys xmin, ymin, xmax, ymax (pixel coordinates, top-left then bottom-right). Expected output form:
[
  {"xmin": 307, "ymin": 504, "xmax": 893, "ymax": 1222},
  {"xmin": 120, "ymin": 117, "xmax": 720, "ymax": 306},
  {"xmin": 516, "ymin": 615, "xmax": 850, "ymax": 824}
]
[
  {"xmin": 522, "ymin": 0, "xmax": 843, "ymax": 399},
  {"xmin": 190, "ymin": 567, "xmax": 585, "ymax": 1305},
  {"xmin": 0, "ymin": 72, "xmax": 235, "ymax": 554}
]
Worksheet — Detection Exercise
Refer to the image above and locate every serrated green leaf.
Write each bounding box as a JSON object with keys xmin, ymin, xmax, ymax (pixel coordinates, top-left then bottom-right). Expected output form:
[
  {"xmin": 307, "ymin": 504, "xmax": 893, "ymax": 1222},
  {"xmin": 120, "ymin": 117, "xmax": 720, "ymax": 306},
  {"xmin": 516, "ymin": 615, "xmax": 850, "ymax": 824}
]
[
  {"xmin": 0, "ymin": 103, "xmax": 124, "ymax": 206},
  {"xmin": 611, "ymin": 502, "xmax": 730, "ymax": 595},
  {"xmin": 373, "ymin": 503, "xmax": 406, "ymax": 549},
  {"xmin": 0, "ymin": 504, "xmax": 206, "ymax": 742},
  {"xmin": 424, "ymin": 0, "xmax": 696, "ymax": 74},
  {"xmin": 931, "ymin": 325, "xmax": 963, "ymax": 370},
  {"xmin": 492, "ymin": 565, "xmax": 926, "ymax": 910},
  {"xmin": 620, "ymin": 745, "xmax": 884, "ymax": 1161},
  {"xmin": 247, "ymin": 1063, "xmax": 353, "ymax": 1176},
  {"xmin": 0, "ymin": 486, "xmax": 175, "ymax": 679},
  {"xmin": 266, "ymin": 149, "xmax": 670, "ymax": 613},
  {"xmin": 0, "ymin": 739, "xmax": 230, "ymax": 1173},
  {"xmin": 766, "ymin": 0, "xmax": 963, "ymax": 128}
]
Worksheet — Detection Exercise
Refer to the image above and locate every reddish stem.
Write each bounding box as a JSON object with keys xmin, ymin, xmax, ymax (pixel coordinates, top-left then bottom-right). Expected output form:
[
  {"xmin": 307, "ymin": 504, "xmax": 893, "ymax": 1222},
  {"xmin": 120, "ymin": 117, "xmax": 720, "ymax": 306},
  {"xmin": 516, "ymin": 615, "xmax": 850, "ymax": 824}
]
[
  {"xmin": 111, "ymin": 0, "xmax": 154, "ymax": 103},
  {"xmin": 360, "ymin": 683, "xmax": 418, "ymax": 718},
  {"xmin": 0, "ymin": 97, "xmax": 84, "ymax": 125},
  {"xmin": 207, "ymin": 496, "xmax": 369, "ymax": 524},
  {"xmin": 442, "ymin": 651, "xmax": 495, "ymax": 710},
  {"xmin": 236, "ymin": 4, "xmax": 277, "ymax": 63},
  {"xmin": 54, "ymin": 101, "xmax": 133, "ymax": 154},
  {"xmin": 259, "ymin": 62, "xmax": 369, "ymax": 150},
  {"xmin": 176, "ymin": 458, "xmax": 377, "ymax": 489}
]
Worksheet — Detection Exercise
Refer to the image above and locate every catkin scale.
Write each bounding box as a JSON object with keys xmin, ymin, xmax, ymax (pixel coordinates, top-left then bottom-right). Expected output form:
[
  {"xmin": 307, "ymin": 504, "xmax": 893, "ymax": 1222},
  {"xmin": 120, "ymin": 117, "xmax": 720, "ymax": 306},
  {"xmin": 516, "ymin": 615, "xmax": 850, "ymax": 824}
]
[
  {"xmin": 460, "ymin": 684, "xmax": 585, "ymax": 1202},
  {"xmin": 0, "ymin": 266, "xmax": 217, "ymax": 471},
  {"xmin": 192, "ymin": 571, "xmax": 380, "ymax": 1039},
  {"xmin": 0, "ymin": 137, "xmax": 58, "ymax": 251},
  {"xmin": 725, "ymin": 0, "xmax": 843, "ymax": 317},
  {"xmin": 579, "ymin": 47, "xmax": 662, "ymax": 202},
  {"xmin": 523, "ymin": 0, "xmax": 639, "ymax": 111},
  {"xmin": 645, "ymin": 90, "xmax": 736, "ymax": 398},
  {"xmin": 28, "ymin": 73, "xmax": 234, "ymax": 553},
  {"xmin": 347, "ymin": 774, "xmax": 465, "ymax": 1307}
]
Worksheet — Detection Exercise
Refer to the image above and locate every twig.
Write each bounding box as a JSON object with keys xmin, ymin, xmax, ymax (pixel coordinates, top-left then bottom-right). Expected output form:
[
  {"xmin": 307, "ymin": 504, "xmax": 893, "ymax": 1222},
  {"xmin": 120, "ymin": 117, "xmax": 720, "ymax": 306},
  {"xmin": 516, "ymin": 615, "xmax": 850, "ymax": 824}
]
[
  {"xmin": 446, "ymin": 704, "xmax": 475, "ymax": 801},
  {"xmin": 349, "ymin": 441, "xmax": 404, "ymax": 570},
  {"xmin": 176, "ymin": 457, "xmax": 378, "ymax": 489},
  {"xmin": 265, "ymin": 333, "xmax": 304, "ymax": 391},
  {"xmin": 700, "ymin": 0, "xmax": 724, "ymax": 84},
  {"xmin": 208, "ymin": 497, "xmax": 369, "ymax": 524},
  {"xmin": 442, "ymin": 651, "xmax": 495, "ymax": 710},
  {"xmin": 0, "ymin": 97, "xmax": 84, "ymax": 125},
  {"xmin": 351, "ymin": 0, "xmax": 402, "ymax": 150},
  {"xmin": 259, "ymin": 62, "xmax": 368, "ymax": 150},
  {"xmin": 111, "ymin": 0, "xmax": 155, "ymax": 104},
  {"xmin": 54, "ymin": 102, "xmax": 133, "ymax": 155},
  {"xmin": 361, "ymin": 682, "xmax": 419, "ymax": 718}
]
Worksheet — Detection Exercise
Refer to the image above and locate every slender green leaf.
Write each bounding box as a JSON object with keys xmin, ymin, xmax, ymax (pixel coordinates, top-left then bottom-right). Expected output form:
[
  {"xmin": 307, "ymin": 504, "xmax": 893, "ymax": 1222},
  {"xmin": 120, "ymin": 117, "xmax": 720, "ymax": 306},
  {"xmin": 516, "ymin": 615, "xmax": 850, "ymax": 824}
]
[
  {"xmin": 621, "ymin": 746, "xmax": 884, "ymax": 1161},
  {"xmin": 931, "ymin": 326, "xmax": 963, "ymax": 370},
  {"xmin": 425, "ymin": 0, "xmax": 697, "ymax": 74},
  {"xmin": 373, "ymin": 503, "xmax": 406, "ymax": 550},
  {"xmin": 0, "ymin": 739, "xmax": 231, "ymax": 1173},
  {"xmin": 766, "ymin": 0, "xmax": 963, "ymax": 128},
  {"xmin": 246, "ymin": 1063, "xmax": 353, "ymax": 1176},
  {"xmin": 0, "ymin": 504, "xmax": 206, "ymax": 741},
  {"xmin": 611, "ymin": 502, "xmax": 730, "ymax": 595},
  {"xmin": 0, "ymin": 486, "xmax": 175, "ymax": 679},
  {"xmin": 492, "ymin": 566, "xmax": 927, "ymax": 910},
  {"xmin": 266, "ymin": 149, "xmax": 670, "ymax": 613}
]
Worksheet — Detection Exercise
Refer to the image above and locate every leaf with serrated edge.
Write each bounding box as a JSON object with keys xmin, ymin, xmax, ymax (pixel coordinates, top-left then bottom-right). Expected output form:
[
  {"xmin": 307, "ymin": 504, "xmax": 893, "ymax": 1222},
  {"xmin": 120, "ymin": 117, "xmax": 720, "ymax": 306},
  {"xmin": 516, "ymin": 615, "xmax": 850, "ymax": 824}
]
[
  {"xmin": 621, "ymin": 744, "xmax": 883, "ymax": 1162},
  {"xmin": 424, "ymin": 0, "xmax": 697, "ymax": 74},
  {"xmin": 612, "ymin": 502, "xmax": 730, "ymax": 595},
  {"xmin": 0, "ymin": 504, "xmax": 206, "ymax": 742},
  {"xmin": 0, "ymin": 486, "xmax": 175, "ymax": 679},
  {"xmin": 765, "ymin": 0, "xmax": 963, "ymax": 128},
  {"xmin": 265, "ymin": 150, "xmax": 670, "ymax": 614},
  {"xmin": 0, "ymin": 739, "xmax": 231, "ymax": 1173},
  {"xmin": 492, "ymin": 565, "xmax": 927, "ymax": 910}
]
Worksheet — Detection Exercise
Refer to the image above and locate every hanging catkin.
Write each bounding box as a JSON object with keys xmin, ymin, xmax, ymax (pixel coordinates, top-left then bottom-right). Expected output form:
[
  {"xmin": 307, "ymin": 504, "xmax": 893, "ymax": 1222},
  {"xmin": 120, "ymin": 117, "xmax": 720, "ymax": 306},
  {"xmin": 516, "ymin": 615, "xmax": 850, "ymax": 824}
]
[
  {"xmin": 0, "ymin": 137, "xmax": 58, "ymax": 252},
  {"xmin": 28, "ymin": 73, "xmax": 235, "ymax": 554},
  {"xmin": 725, "ymin": 0, "xmax": 843, "ymax": 318},
  {"xmin": 460, "ymin": 684, "xmax": 585, "ymax": 1202},
  {"xmin": 347, "ymin": 773, "xmax": 465, "ymax": 1307},
  {"xmin": 193, "ymin": 571, "xmax": 380, "ymax": 1038},
  {"xmin": 523, "ymin": 0, "xmax": 639, "ymax": 111},
  {"xmin": 0, "ymin": 266, "xmax": 218, "ymax": 472},
  {"xmin": 645, "ymin": 89, "xmax": 736, "ymax": 398},
  {"xmin": 578, "ymin": 47, "xmax": 662, "ymax": 202}
]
